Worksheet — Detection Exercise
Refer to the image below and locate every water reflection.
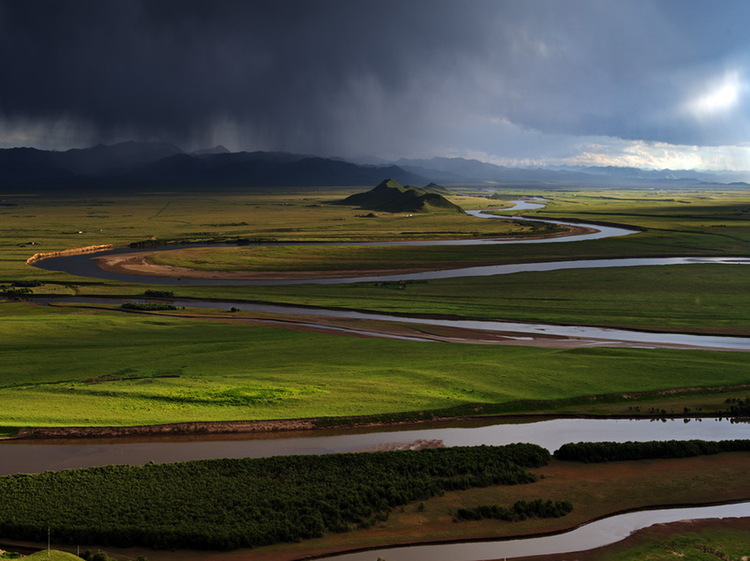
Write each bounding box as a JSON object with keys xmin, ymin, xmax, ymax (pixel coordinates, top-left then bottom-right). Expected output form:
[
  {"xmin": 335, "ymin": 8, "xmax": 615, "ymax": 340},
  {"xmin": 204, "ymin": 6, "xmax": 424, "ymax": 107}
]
[{"xmin": 2, "ymin": 417, "xmax": 748, "ymax": 476}]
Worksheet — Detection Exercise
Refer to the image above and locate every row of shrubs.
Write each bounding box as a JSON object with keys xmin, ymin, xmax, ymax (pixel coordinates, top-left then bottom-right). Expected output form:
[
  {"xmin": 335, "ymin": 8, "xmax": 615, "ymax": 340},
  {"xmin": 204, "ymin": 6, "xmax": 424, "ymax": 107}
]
[
  {"xmin": 455, "ymin": 499, "xmax": 573, "ymax": 522},
  {"xmin": 120, "ymin": 302, "xmax": 177, "ymax": 311}
]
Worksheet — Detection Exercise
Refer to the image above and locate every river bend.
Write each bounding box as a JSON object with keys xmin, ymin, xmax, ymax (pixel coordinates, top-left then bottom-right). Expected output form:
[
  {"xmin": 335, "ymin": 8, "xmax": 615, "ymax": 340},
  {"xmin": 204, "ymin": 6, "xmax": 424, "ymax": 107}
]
[{"xmin": 18, "ymin": 199, "xmax": 750, "ymax": 559}]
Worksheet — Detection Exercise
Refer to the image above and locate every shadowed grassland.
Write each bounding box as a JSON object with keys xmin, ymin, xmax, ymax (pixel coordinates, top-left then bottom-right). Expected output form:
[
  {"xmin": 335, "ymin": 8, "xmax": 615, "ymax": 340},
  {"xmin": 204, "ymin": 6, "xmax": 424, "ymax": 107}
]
[
  {"xmin": 0, "ymin": 190, "xmax": 550, "ymax": 281},
  {"xmin": 137, "ymin": 189, "xmax": 750, "ymax": 274},
  {"xmin": 1, "ymin": 303, "xmax": 750, "ymax": 428},
  {"xmin": 3, "ymin": 189, "xmax": 750, "ymax": 285}
]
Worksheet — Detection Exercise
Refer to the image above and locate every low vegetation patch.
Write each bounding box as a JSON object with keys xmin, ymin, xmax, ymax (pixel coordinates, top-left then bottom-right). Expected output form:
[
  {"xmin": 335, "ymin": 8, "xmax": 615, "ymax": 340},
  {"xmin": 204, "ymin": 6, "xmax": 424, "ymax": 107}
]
[
  {"xmin": 120, "ymin": 302, "xmax": 177, "ymax": 311},
  {"xmin": 142, "ymin": 289, "xmax": 174, "ymax": 298},
  {"xmin": 454, "ymin": 498, "xmax": 573, "ymax": 522}
]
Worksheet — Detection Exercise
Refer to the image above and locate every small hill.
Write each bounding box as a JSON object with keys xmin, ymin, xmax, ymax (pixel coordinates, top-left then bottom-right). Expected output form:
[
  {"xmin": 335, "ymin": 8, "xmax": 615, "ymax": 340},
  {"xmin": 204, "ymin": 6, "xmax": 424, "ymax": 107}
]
[
  {"xmin": 23, "ymin": 551, "xmax": 83, "ymax": 561},
  {"xmin": 421, "ymin": 182, "xmax": 452, "ymax": 195},
  {"xmin": 339, "ymin": 179, "xmax": 463, "ymax": 213}
]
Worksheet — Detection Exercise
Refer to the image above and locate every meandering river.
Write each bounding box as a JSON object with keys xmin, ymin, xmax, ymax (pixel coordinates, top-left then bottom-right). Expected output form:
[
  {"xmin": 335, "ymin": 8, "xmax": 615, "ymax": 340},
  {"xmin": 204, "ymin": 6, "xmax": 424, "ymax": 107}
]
[
  {"xmin": 32, "ymin": 201, "xmax": 642, "ymax": 285},
  {"xmin": 2, "ymin": 417, "xmax": 747, "ymax": 476},
  {"xmin": 17, "ymin": 200, "xmax": 750, "ymax": 559},
  {"xmin": 29, "ymin": 200, "xmax": 750, "ymax": 349},
  {"xmin": 313, "ymin": 501, "xmax": 750, "ymax": 561}
]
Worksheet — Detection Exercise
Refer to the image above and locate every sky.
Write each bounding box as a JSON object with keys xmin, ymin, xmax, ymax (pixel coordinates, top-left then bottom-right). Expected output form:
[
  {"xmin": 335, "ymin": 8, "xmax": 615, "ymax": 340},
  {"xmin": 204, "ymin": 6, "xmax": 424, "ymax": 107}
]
[{"xmin": 1, "ymin": 0, "xmax": 750, "ymax": 170}]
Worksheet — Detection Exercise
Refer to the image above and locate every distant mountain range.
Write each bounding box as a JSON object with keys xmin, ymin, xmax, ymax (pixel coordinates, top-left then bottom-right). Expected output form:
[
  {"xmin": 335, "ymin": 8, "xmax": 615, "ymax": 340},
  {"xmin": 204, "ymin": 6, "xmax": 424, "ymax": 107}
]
[
  {"xmin": 0, "ymin": 141, "xmax": 747, "ymax": 193},
  {"xmin": 393, "ymin": 157, "xmax": 750, "ymax": 186},
  {"xmin": 0, "ymin": 142, "xmax": 426, "ymax": 192}
]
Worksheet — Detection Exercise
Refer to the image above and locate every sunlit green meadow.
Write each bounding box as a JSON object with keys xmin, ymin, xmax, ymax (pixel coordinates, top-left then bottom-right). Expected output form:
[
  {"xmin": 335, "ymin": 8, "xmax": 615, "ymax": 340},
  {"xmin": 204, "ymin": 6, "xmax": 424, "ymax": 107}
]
[
  {"xmin": 2, "ymin": 186, "xmax": 750, "ymax": 430},
  {"xmin": 1, "ymin": 303, "xmax": 749, "ymax": 428}
]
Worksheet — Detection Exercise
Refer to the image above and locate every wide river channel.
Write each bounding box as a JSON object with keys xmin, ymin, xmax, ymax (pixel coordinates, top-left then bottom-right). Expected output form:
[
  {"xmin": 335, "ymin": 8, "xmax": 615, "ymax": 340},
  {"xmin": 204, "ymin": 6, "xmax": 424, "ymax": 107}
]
[
  {"xmin": 16, "ymin": 200, "xmax": 750, "ymax": 559},
  {"xmin": 31, "ymin": 201, "xmax": 750, "ymax": 350}
]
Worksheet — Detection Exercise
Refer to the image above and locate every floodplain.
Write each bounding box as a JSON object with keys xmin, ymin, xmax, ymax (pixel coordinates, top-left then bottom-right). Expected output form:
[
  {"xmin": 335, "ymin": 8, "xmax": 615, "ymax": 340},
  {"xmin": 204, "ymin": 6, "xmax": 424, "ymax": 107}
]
[{"xmin": 2, "ymin": 184, "xmax": 750, "ymax": 559}]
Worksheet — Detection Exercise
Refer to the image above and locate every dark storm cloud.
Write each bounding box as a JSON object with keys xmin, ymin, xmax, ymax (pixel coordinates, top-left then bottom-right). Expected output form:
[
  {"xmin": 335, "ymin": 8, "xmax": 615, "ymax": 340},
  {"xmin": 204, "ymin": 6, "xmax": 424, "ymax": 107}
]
[{"xmin": 1, "ymin": 0, "xmax": 749, "ymax": 154}]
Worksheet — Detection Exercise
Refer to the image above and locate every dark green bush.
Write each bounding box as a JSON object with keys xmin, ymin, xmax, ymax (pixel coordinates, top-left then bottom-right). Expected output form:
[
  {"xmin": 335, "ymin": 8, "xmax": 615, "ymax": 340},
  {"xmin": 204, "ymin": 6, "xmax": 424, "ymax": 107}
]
[
  {"xmin": 554, "ymin": 439, "xmax": 750, "ymax": 463},
  {"xmin": 455, "ymin": 498, "xmax": 573, "ymax": 522},
  {"xmin": 120, "ymin": 302, "xmax": 177, "ymax": 311}
]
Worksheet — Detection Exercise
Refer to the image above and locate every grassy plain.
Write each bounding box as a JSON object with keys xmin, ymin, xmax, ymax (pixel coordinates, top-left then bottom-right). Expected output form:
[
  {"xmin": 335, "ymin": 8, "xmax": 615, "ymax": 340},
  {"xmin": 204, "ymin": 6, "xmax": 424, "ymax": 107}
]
[
  {"xmin": 1, "ymin": 302, "xmax": 750, "ymax": 429},
  {"xmin": 2, "ymin": 187, "xmax": 750, "ymax": 557},
  {"xmin": 570, "ymin": 518, "xmax": 750, "ymax": 561},
  {"xmin": 141, "ymin": 263, "xmax": 749, "ymax": 335},
  {"xmin": 1, "ymin": 187, "xmax": 750, "ymax": 430}
]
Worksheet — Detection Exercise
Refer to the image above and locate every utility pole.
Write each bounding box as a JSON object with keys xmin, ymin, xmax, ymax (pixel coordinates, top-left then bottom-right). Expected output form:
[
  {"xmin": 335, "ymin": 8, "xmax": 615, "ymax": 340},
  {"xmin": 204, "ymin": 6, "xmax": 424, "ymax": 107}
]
[{"xmin": 47, "ymin": 526, "xmax": 50, "ymax": 559}]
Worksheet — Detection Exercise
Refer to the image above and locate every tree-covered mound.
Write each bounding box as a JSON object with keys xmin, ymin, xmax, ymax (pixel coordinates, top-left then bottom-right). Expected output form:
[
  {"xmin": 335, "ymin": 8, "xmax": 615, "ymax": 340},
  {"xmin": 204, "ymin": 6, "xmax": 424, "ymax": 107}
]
[
  {"xmin": 0, "ymin": 444, "xmax": 549, "ymax": 551},
  {"xmin": 339, "ymin": 178, "xmax": 464, "ymax": 213}
]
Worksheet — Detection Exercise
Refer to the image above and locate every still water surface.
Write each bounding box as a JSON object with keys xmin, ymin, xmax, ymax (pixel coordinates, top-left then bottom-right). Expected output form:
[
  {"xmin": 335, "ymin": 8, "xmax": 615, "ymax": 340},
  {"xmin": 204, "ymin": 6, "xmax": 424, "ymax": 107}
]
[{"xmin": 2, "ymin": 417, "xmax": 747, "ymax": 476}]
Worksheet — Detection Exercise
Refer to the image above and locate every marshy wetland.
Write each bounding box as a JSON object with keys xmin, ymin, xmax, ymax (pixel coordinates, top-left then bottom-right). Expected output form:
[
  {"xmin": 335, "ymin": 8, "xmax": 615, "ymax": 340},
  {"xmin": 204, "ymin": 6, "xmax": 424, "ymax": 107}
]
[{"xmin": 2, "ymin": 186, "xmax": 750, "ymax": 560}]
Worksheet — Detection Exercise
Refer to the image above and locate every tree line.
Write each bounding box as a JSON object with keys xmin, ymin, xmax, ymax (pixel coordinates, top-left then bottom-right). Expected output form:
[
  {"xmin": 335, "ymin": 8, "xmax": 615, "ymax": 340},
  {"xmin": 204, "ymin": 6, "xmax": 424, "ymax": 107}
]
[
  {"xmin": 554, "ymin": 439, "xmax": 750, "ymax": 463},
  {"xmin": 120, "ymin": 302, "xmax": 177, "ymax": 311}
]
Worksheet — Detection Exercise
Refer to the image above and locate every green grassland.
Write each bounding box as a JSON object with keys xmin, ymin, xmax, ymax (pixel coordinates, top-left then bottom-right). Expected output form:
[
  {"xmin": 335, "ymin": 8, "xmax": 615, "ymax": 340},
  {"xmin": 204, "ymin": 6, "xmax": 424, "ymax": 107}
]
[
  {"xmin": 3, "ymin": 189, "xmax": 750, "ymax": 282},
  {"xmin": 2, "ymin": 186, "xmax": 750, "ymax": 558},
  {"xmin": 136, "ymin": 263, "xmax": 748, "ymax": 335},
  {"xmin": 574, "ymin": 518, "xmax": 750, "ymax": 561},
  {"xmin": 1, "ymin": 303, "xmax": 750, "ymax": 429},
  {"xmin": 2, "ymin": 187, "xmax": 750, "ymax": 430}
]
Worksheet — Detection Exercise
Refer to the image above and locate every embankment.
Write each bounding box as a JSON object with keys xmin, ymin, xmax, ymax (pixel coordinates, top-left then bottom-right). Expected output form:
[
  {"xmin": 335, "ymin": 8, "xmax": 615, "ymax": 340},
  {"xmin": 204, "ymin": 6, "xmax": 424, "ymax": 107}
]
[
  {"xmin": 26, "ymin": 244, "xmax": 114, "ymax": 265},
  {"xmin": 13, "ymin": 419, "xmax": 316, "ymax": 439}
]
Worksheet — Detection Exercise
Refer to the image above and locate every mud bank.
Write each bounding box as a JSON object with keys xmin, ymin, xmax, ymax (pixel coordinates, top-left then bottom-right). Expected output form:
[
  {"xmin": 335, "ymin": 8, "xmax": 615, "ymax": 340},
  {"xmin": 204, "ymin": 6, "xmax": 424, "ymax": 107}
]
[
  {"xmin": 26, "ymin": 244, "xmax": 114, "ymax": 265},
  {"xmin": 14, "ymin": 419, "xmax": 317, "ymax": 439}
]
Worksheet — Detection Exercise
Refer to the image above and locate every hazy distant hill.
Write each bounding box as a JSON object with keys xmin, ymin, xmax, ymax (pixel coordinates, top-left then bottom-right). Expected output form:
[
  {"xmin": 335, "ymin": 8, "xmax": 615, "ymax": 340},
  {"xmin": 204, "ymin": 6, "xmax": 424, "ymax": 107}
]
[
  {"xmin": 0, "ymin": 142, "xmax": 427, "ymax": 192},
  {"xmin": 393, "ymin": 156, "xmax": 750, "ymax": 186},
  {"xmin": 421, "ymin": 182, "xmax": 453, "ymax": 195},
  {"xmin": 339, "ymin": 178, "xmax": 464, "ymax": 213},
  {"xmin": 1, "ymin": 141, "xmax": 747, "ymax": 193},
  {"xmin": 192, "ymin": 145, "xmax": 231, "ymax": 156}
]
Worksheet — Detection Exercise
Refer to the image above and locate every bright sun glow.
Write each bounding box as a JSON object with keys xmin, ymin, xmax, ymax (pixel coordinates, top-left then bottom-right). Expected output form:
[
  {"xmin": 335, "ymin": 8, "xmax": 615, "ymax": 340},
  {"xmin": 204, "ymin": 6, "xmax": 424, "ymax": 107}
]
[{"xmin": 686, "ymin": 71, "xmax": 743, "ymax": 118}]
